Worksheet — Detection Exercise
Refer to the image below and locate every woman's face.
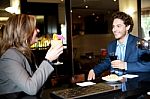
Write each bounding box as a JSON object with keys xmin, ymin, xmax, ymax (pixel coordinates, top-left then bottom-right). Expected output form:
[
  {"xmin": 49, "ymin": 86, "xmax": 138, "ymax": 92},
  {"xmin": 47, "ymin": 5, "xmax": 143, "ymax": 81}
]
[{"xmin": 30, "ymin": 28, "xmax": 40, "ymax": 45}]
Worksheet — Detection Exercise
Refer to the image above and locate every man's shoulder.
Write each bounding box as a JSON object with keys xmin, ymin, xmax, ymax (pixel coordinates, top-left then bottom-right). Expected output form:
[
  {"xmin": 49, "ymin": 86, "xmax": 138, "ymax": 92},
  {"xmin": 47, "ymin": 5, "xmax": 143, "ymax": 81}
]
[
  {"xmin": 128, "ymin": 34, "xmax": 139, "ymax": 43},
  {"xmin": 108, "ymin": 39, "xmax": 116, "ymax": 45},
  {"xmin": 129, "ymin": 34, "xmax": 139, "ymax": 39}
]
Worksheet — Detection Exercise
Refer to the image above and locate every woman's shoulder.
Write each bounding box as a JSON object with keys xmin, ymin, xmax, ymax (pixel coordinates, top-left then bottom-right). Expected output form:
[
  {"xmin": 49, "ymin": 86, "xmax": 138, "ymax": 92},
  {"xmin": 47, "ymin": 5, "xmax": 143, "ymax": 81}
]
[{"xmin": 1, "ymin": 48, "xmax": 25, "ymax": 60}]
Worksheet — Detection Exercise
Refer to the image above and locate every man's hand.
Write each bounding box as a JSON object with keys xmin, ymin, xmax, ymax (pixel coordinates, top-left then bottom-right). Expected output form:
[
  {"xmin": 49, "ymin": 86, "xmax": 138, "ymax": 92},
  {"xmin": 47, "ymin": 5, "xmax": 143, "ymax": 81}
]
[
  {"xmin": 111, "ymin": 60, "xmax": 125, "ymax": 70},
  {"xmin": 87, "ymin": 69, "xmax": 95, "ymax": 80}
]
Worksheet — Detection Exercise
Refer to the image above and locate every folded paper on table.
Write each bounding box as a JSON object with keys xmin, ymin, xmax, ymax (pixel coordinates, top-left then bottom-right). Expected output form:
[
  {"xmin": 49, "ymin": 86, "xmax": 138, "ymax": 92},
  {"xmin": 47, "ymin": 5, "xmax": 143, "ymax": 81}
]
[
  {"xmin": 122, "ymin": 74, "xmax": 139, "ymax": 79},
  {"xmin": 76, "ymin": 81, "xmax": 96, "ymax": 87}
]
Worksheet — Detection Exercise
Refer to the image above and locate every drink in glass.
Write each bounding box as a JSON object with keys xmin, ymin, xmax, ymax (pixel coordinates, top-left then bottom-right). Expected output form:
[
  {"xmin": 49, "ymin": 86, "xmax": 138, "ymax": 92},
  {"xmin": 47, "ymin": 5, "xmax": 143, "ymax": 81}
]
[{"xmin": 109, "ymin": 52, "xmax": 118, "ymax": 74}]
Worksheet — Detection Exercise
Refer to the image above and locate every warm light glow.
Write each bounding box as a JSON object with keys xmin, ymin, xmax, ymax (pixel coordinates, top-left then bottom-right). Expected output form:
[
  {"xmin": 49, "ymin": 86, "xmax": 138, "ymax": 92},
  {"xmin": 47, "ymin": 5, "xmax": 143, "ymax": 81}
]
[
  {"xmin": 61, "ymin": 24, "xmax": 67, "ymax": 47},
  {"xmin": 125, "ymin": 8, "xmax": 135, "ymax": 16},
  {"xmin": 5, "ymin": 7, "xmax": 19, "ymax": 14},
  {"xmin": 5, "ymin": 0, "xmax": 20, "ymax": 14},
  {"xmin": 92, "ymin": 13, "xmax": 95, "ymax": 16},
  {"xmin": 144, "ymin": 37, "xmax": 150, "ymax": 41},
  {"xmin": 85, "ymin": 5, "xmax": 88, "ymax": 8},
  {"xmin": 96, "ymin": 16, "xmax": 99, "ymax": 19},
  {"xmin": 35, "ymin": 16, "xmax": 44, "ymax": 19},
  {"xmin": 78, "ymin": 16, "xmax": 81, "ymax": 18},
  {"xmin": 31, "ymin": 35, "xmax": 51, "ymax": 49},
  {"xmin": 27, "ymin": 0, "xmax": 61, "ymax": 3},
  {"xmin": 0, "ymin": 17, "xmax": 9, "ymax": 21}
]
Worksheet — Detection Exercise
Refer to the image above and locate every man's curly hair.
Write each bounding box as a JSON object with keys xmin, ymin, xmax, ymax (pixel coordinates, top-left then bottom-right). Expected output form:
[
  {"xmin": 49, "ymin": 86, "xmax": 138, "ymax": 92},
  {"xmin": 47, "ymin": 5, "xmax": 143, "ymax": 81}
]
[{"xmin": 112, "ymin": 11, "xmax": 134, "ymax": 33}]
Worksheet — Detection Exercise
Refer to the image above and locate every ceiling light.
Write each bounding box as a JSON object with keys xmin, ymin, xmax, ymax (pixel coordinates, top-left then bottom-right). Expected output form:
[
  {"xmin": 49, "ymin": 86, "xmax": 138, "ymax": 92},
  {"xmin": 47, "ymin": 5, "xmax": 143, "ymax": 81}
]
[
  {"xmin": 96, "ymin": 16, "xmax": 99, "ymax": 19},
  {"xmin": 5, "ymin": 6, "xmax": 20, "ymax": 14},
  {"xmin": 78, "ymin": 16, "xmax": 81, "ymax": 18},
  {"xmin": 83, "ymin": 0, "xmax": 87, "ymax": 2},
  {"xmin": 85, "ymin": 5, "xmax": 88, "ymax": 8},
  {"xmin": 92, "ymin": 13, "xmax": 95, "ymax": 16}
]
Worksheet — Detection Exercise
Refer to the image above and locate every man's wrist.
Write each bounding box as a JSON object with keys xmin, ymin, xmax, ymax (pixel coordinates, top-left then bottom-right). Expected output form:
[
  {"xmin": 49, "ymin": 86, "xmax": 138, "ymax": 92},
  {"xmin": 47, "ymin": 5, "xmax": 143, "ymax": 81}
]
[{"xmin": 124, "ymin": 62, "xmax": 127, "ymax": 70}]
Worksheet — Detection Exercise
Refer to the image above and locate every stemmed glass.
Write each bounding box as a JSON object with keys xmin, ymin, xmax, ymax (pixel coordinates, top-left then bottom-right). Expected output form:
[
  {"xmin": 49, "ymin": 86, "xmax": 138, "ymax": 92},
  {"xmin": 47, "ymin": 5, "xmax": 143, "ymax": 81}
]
[
  {"xmin": 54, "ymin": 56, "xmax": 63, "ymax": 65},
  {"xmin": 109, "ymin": 52, "xmax": 126, "ymax": 76},
  {"xmin": 51, "ymin": 39, "xmax": 63, "ymax": 65}
]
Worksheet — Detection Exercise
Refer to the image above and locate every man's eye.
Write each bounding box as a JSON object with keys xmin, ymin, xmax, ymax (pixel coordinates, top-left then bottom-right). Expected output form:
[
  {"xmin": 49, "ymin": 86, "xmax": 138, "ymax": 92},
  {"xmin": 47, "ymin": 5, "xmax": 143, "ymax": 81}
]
[{"xmin": 117, "ymin": 25, "xmax": 121, "ymax": 28}]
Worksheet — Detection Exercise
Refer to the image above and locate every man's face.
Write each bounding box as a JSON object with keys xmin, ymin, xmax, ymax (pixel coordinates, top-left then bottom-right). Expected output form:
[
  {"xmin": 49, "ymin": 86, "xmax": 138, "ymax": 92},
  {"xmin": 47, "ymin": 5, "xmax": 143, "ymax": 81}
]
[{"xmin": 112, "ymin": 18, "xmax": 129, "ymax": 41}]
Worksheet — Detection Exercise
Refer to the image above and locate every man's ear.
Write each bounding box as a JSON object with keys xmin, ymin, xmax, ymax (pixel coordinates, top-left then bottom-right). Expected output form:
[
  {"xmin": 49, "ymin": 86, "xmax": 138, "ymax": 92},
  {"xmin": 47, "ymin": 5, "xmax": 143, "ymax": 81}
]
[{"xmin": 126, "ymin": 25, "xmax": 130, "ymax": 31}]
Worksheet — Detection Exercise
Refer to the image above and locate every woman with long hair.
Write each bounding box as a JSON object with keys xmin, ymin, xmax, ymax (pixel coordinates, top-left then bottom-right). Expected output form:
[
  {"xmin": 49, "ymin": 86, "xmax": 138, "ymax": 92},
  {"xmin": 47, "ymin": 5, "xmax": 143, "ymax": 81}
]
[{"xmin": 0, "ymin": 14, "xmax": 63, "ymax": 99}]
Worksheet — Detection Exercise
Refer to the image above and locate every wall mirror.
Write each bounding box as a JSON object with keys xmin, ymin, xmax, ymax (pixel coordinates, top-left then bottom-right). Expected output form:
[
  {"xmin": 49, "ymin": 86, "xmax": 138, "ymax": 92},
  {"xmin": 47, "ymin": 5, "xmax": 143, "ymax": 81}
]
[
  {"xmin": 71, "ymin": 0, "xmax": 119, "ymax": 36},
  {"xmin": 70, "ymin": 0, "xmax": 119, "ymax": 76},
  {"xmin": 71, "ymin": 0, "xmax": 119, "ymax": 58},
  {"xmin": 141, "ymin": 0, "xmax": 150, "ymax": 40}
]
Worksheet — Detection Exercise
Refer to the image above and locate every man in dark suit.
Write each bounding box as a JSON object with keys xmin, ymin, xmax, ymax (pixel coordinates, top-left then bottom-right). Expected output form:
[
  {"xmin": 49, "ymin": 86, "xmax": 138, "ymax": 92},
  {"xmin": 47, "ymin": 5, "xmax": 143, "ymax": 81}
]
[{"xmin": 88, "ymin": 11, "xmax": 150, "ymax": 80}]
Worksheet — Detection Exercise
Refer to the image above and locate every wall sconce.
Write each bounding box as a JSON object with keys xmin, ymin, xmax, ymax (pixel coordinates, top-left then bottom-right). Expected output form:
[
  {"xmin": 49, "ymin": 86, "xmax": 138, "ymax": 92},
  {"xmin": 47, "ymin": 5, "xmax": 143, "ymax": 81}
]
[
  {"xmin": 5, "ymin": 6, "xmax": 20, "ymax": 14},
  {"xmin": 5, "ymin": 0, "xmax": 20, "ymax": 14}
]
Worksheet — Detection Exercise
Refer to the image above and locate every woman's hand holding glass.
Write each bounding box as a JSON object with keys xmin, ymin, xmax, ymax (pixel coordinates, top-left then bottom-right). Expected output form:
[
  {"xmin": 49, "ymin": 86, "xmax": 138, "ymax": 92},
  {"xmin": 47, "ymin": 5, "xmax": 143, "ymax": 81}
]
[{"xmin": 45, "ymin": 42, "xmax": 63, "ymax": 62}]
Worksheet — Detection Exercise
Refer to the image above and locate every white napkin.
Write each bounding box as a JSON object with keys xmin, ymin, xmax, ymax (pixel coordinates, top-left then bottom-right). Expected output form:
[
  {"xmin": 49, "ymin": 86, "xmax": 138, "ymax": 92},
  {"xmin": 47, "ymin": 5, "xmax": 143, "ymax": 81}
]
[
  {"xmin": 147, "ymin": 92, "xmax": 150, "ymax": 95},
  {"xmin": 122, "ymin": 74, "xmax": 139, "ymax": 79},
  {"xmin": 76, "ymin": 81, "xmax": 96, "ymax": 87}
]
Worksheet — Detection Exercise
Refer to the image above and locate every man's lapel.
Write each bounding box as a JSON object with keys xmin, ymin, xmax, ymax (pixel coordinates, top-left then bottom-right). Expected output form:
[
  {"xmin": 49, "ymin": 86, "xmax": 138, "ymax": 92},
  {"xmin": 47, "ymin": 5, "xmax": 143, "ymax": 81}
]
[{"xmin": 124, "ymin": 34, "xmax": 133, "ymax": 61}]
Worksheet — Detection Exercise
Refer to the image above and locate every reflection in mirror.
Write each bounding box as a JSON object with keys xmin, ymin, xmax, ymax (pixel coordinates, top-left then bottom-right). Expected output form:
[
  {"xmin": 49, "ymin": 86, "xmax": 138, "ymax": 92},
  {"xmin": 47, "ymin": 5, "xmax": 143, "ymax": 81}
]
[
  {"xmin": 58, "ymin": 0, "xmax": 67, "ymax": 47},
  {"xmin": 72, "ymin": 0, "xmax": 119, "ymax": 35},
  {"xmin": 71, "ymin": 0, "xmax": 119, "ymax": 75},
  {"xmin": 141, "ymin": 0, "xmax": 150, "ymax": 40}
]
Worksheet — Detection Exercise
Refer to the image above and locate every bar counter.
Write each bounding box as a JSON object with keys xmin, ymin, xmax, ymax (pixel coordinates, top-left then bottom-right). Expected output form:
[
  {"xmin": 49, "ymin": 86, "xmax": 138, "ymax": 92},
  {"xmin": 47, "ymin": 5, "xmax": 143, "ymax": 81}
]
[
  {"xmin": 50, "ymin": 83, "xmax": 120, "ymax": 99},
  {"xmin": 6, "ymin": 72, "xmax": 150, "ymax": 99},
  {"xmin": 49, "ymin": 72, "xmax": 150, "ymax": 99}
]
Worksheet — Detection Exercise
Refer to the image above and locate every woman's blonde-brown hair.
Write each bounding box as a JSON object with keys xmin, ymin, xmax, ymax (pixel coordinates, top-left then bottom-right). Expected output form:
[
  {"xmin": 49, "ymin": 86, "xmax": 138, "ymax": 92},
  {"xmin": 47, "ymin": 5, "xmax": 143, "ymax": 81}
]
[{"xmin": 0, "ymin": 14, "xmax": 36, "ymax": 60}]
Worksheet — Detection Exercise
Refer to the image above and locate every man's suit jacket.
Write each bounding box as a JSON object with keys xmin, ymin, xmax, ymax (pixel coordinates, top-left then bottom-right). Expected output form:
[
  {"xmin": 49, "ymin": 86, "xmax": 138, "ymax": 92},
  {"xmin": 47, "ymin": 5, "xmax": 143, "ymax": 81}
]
[{"xmin": 93, "ymin": 34, "xmax": 150, "ymax": 75}]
